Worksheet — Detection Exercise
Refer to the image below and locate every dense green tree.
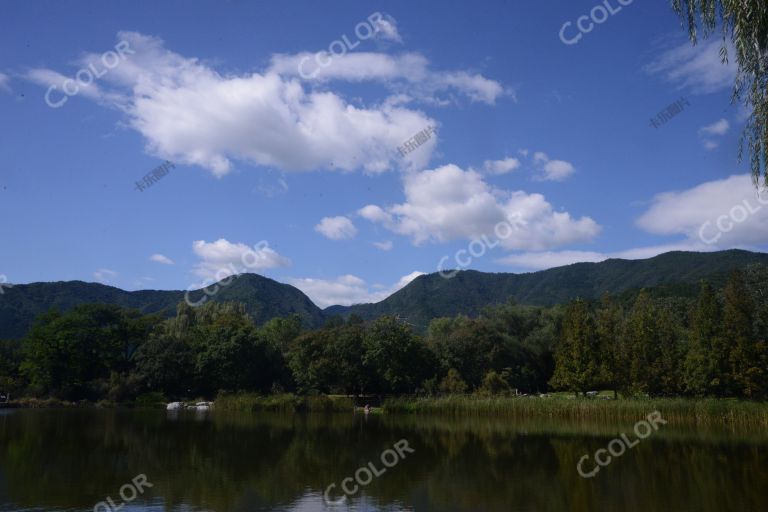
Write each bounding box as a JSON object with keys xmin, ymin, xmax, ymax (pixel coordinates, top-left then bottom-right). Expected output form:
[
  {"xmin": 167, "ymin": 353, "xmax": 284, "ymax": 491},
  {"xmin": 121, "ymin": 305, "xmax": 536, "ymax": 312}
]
[
  {"xmin": 723, "ymin": 270, "xmax": 768, "ymax": 397},
  {"xmin": 363, "ymin": 316, "xmax": 433, "ymax": 394},
  {"xmin": 20, "ymin": 305, "xmax": 155, "ymax": 400},
  {"xmin": 0, "ymin": 339, "xmax": 24, "ymax": 397},
  {"xmin": 684, "ymin": 281, "xmax": 723, "ymax": 395},
  {"xmin": 438, "ymin": 368, "xmax": 468, "ymax": 395},
  {"xmin": 595, "ymin": 293, "xmax": 624, "ymax": 396},
  {"xmin": 287, "ymin": 323, "xmax": 368, "ymax": 395},
  {"xmin": 478, "ymin": 370, "xmax": 512, "ymax": 396},
  {"xmin": 134, "ymin": 333, "xmax": 195, "ymax": 398},
  {"xmin": 549, "ymin": 299, "xmax": 600, "ymax": 396}
]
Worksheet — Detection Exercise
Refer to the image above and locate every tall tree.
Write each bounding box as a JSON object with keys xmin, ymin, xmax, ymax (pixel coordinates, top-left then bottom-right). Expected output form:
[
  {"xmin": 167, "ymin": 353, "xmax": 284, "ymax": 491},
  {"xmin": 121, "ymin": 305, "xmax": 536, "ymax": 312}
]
[
  {"xmin": 595, "ymin": 293, "xmax": 623, "ymax": 397},
  {"xmin": 549, "ymin": 299, "xmax": 600, "ymax": 396},
  {"xmin": 20, "ymin": 305, "xmax": 153, "ymax": 400},
  {"xmin": 723, "ymin": 270, "xmax": 767, "ymax": 397},
  {"xmin": 684, "ymin": 281, "xmax": 724, "ymax": 396},
  {"xmin": 673, "ymin": 0, "xmax": 768, "ymax": 184},
  {"xmin": 363, "ymin": 316, "xmax": 433, "ymax": 394},
  {"xmin": 624, "ymin": 291, "xmax": 662, "ymax": 396}
]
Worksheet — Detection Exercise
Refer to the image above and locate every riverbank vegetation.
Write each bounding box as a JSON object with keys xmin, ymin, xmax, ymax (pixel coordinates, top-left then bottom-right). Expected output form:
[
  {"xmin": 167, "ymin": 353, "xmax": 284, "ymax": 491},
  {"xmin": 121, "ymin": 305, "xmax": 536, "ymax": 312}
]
[
  {"xmin": 383, "ymin": 395, "xmax": 768, "ymax": 428},
  {"xmin": 1, "ymin": 267, "xmax": 767, "ymax": 408}
]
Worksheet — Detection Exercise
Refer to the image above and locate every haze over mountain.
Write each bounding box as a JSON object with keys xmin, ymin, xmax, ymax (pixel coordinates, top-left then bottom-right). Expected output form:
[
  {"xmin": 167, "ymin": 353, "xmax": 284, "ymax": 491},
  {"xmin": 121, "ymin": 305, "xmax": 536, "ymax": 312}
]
[{"xmin": 2, "ymin": 249, "xmax": 767, "ymax": 339}]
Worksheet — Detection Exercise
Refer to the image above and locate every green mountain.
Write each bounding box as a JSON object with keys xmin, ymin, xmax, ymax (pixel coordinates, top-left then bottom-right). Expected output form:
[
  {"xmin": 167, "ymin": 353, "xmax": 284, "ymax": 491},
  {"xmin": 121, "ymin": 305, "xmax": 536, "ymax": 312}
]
[
  {"xmin": 2, "ymin": 249, "xmax": 768, "ymax": 339},
  {"xmin": 325, "ymin": 250, "xmax": 768, "ymax": 328},
  {"xmin": 0, "ymin": 274, "xmax": 324, "ymax": 339}
]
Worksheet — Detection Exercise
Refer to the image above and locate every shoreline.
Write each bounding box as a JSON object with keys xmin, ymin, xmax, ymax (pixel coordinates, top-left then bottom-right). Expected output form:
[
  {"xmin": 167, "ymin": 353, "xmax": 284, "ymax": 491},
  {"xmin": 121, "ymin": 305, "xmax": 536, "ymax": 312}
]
[{"xmin": 6, "ymin": 394, "xmax": 768, "ymax": 428}]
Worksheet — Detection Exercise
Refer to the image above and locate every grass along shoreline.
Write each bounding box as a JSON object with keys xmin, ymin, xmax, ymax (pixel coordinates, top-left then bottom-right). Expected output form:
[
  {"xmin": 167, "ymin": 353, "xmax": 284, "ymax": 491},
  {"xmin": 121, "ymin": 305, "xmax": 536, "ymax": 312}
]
[
  {"xmin": 381, "ymin": 395, "xmax": 768, "ymax": 428},
  {"xmin": 6, "ymin": 393, "xmax": 768, "ymax": 429}
]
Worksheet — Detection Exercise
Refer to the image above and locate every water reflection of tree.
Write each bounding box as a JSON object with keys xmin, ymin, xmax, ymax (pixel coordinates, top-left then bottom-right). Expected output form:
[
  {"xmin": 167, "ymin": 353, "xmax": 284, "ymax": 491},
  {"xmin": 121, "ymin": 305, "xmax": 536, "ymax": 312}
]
[{"xmin": 0, "ymin": 410, "xmax": 766, "ymax": 512}]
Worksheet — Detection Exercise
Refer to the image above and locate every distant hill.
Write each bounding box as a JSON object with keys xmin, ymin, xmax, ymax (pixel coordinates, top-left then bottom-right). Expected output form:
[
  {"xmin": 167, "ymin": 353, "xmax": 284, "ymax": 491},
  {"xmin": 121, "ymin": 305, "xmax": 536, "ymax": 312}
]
[
  {"xmin": 3, "ymin": 250, "xmax": 768, "ymax": 339},
  {"xmin": 325, "ymin": 250, "xmax": 768, "ymax": 328},
  {"xmin": 0, "ymin": 274, "xmax": 324, "ymax": 339}
]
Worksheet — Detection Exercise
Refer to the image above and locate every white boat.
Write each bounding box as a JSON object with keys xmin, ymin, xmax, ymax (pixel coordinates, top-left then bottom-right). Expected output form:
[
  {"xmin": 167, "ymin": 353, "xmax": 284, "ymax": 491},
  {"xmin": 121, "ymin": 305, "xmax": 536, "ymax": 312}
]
[{"xmin": 166, "ymin": 402, "xmax": 184, "ymax": 411}]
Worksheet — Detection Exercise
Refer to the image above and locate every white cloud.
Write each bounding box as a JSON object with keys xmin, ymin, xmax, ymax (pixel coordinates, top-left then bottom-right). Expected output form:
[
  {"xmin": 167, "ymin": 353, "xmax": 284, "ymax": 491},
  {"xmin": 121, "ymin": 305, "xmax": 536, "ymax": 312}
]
[
  {"xmin": 269, "ymin": 51, "xmax": 508, "ymax": 105},
  {"xmin": 636, "ymin": 174, "xmax": 768, "ymax": 247},
  {"xmin": 358, "ymin": 164, "xmax": 600, "ymax": 251},
  {"xmin": 498, "ymin": 242, "xmax": 712, "ymax": 271},
  {"xmin": 315, "ymin": 216, "xmax": 358, "ymax": 240},
  {"xmin": 542, "ymin": 160, "xmax": 575, "ymax": 181},
  {"xmin": 27, "ymin": 32, "xmax": 443, "ymax": 176},
  {"xmin": 191, "ymin": 238, "xmax": 291, "ymax": 281},
  {"xmin": 531, "ymin": 151, "xmax": 575, "ymax": 181},
  {"xmin": 0, "ymin": 72, "xmax": 10, "ymax": 92},
  {"xmin": 703, "ymin": 140, "xmax": 719, "ymax": 150},
  {"xmin": 94, "ymin": 268, "xmax": 117, "ymax": 284},
  {"xmin": 373, "ymin": 240, "xmax": 393, "ymax": 251},
  {"xmin": 289, "ymin": 270, "xmax": 424, "ymax": 308},
  {"xmin": 149, "ymin": 253, "xmax": 174, "ymax": 265},
  {"xmin": 502, "ymin": 174, "xmax": 768, "ymax": 271},
  {"xmin": 498, "ymin": 250, "xmax": 608, "ymax": 270},
  {"xmin": 700, "ymin": 118, "xmax": 730, "ymax": 136},
  {"xmin": 645, "ymin": 39, "xmax": 736, "ymax": 94},
  {"xmin": 371, "ymin": 14, "xmax": 403, "ymax": 43},
  {"xmin": 483, "ymin": 157, "xmax": 520, "ymax": 175}
]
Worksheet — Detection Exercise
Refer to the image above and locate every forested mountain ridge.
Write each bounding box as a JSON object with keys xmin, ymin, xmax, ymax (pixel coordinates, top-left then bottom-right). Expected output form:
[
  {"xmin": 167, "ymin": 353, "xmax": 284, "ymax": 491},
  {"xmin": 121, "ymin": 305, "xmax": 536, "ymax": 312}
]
[
  {"xmin": 326, "ymin": 250, "xmax": 768, "ymax": 326},
  {"xmin": 2, "ymin": 249, "xmax": 768, "ymax": 339},
  {"xmin": 0, "ymin": 274, "xmax": 324, "ymax": 339}
]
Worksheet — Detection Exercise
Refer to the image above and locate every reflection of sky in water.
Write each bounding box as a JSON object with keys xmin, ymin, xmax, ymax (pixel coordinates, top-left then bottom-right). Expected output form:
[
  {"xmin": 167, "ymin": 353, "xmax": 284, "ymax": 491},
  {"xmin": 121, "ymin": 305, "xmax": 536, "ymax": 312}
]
[{"xmin": 268, "ymin": 493, "xmax": 412, "ymax": 512}]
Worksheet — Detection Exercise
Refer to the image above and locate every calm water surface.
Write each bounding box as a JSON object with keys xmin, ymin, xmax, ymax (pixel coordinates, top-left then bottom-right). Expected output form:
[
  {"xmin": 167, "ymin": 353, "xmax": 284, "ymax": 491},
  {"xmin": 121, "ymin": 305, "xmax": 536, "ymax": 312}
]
[{"xmin": 0, "ymin": 408, "xmax": 766, "ymax": 512}]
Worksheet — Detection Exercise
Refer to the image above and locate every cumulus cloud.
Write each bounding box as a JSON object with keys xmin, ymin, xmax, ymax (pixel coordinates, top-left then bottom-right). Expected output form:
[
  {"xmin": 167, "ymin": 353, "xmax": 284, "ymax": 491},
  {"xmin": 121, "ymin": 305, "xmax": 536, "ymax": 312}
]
[
  {"xmin": 94, "ymin": 268, "xmax": 117, "ymax": 284},
  {"xmin": 191, "ymin": 238, "xmax": 291, "ymax": 281},
  {"xmin": 315, "ymin": 216, "xmax": 358, "ymax": 240},
  {"xmin": 636, "ymin": 174, "xmax": 768, "ymax": 247},
  {"xmin": 149, "ymin": 253, "xmax": 174, "ymax": 265},
  {"xmin": 373, "ymin": 240, "xmax": 393, "ymax": 251},
  {"xmin": 358, "ymin": 164, "xmax": 600, "ymax": 251},
  {"xmin": 500, "ymin": 174, "xmax": 768, "ymax": 271},
  {"xmin": 26, "ymin": 31, "xmax": 452, "ymax": 176},
  {"xmin": 269, "ymin": 51, "xmax": 509, "ymax": 105},
  {"xmin": 531, "ymin": 152, "xmax": 575, "ymax": 181},
  {"xmin": 289, "ymin": 270, "xmax": 424, "ymax": 308},
  {"xmin": 645, "ymin": 38, "xmax": 736, "ymax": 94},
  {"xmin": 483, "ymin": 157, "xmax": 520, "ymax": 175}
]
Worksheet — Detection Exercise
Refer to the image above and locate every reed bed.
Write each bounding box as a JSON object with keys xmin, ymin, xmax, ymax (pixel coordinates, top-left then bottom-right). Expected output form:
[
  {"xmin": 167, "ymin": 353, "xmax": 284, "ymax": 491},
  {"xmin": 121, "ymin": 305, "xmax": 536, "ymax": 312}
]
[{"xmin": 382, "ymin": 395, "xmax": 768, "ymax": 428}]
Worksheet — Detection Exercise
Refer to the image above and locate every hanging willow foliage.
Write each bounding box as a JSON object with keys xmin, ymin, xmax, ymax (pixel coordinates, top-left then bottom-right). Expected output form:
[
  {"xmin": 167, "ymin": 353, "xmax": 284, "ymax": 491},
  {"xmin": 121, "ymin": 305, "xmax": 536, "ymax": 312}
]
[{"xmin": 672, "ymin": 0, "xmax": 768, "ymax": 186}]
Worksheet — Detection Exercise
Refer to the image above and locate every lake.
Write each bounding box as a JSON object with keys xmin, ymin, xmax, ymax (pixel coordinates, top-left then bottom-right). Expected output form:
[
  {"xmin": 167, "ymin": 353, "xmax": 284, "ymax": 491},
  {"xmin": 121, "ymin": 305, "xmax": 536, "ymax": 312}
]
[{"xmin": 0, "ymin": 408, "xmax": 766, "ymax": 511}]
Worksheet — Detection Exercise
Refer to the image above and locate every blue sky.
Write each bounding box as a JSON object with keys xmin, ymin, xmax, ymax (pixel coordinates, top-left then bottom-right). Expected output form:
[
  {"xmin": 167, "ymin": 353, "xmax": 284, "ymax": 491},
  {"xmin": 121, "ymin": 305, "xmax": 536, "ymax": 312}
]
[{"xmin": 1, "ymin": 0, "xmax": 765, "ymax": 308}]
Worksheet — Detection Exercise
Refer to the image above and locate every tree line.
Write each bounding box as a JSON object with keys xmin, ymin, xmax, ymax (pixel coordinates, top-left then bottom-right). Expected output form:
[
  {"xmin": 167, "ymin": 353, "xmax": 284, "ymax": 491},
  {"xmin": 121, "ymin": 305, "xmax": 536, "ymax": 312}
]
[{"xmin": 1, "ymin": 268, "xmax": 767, "ymax": 402}]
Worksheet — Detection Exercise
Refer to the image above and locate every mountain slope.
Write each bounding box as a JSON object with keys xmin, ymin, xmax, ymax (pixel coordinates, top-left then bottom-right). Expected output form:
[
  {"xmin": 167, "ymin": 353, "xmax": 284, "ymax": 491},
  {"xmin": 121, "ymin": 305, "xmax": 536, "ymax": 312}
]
[
  {"xmin": 3, "ymin": 249, "xmax": 767, "ymax": 339},
  {"xmin": 0, "ymin": 274, "xmax": 324, "ymax": 339},
  {"xmin": 325, "ymin": 250, "xmax": 768, "ymax": 327}
]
